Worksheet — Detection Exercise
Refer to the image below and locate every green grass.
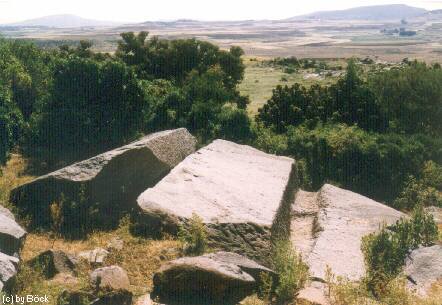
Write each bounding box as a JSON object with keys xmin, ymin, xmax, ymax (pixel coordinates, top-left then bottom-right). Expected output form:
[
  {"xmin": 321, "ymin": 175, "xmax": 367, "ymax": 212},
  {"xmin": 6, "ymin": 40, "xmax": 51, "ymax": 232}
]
[{"xmin": 240, "ymin": 57, "xmax": 342, "ymax": 115}]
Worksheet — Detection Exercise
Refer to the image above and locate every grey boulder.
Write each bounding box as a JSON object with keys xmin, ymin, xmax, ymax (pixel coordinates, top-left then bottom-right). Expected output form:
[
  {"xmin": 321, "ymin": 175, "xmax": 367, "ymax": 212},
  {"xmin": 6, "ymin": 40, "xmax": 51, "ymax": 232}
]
[
  {"xmin": 28, "ymin": 250, "xmax": 78, "ymax": 279},
  {"xmin": 0, "ymin": 206, "xmax": 26, "ymax": 257},
  {"xmin": 10, "ymin": 129, "xmax": 196, "ymax": 232},
  {"xmin": 0, "ymin": 252, "xmax": 20, "ymax": 291},
  {"xmin": 136, "ymin": 139, "xmax": 295, "ymax": 260},
  {"xmin": 405, "ymin": 245, "xmax": 442, "ymax": 297},
  {"xmin": 90, "ymin": 265, "xmax": 130, "ymax": 292},
  {"xmin": 152, "ymin": 251, "xmax": 275, "ymax": 305}
]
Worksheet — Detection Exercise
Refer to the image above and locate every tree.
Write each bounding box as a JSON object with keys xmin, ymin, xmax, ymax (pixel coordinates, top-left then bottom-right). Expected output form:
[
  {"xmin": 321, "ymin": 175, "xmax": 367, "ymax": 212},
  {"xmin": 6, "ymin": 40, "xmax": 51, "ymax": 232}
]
[{"xmin": 27, "ymin": 57, "xmax": 150, "ymax": 168}]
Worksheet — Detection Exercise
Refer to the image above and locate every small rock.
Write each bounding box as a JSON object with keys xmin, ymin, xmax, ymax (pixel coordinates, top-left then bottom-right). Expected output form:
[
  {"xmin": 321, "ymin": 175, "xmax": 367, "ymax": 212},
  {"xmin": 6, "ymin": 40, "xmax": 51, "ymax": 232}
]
[
  {"xmin": 79, "ymin": 248, "xmax": 109, "ymax": 265},
  {"xmin": 90, "ymin": 265, "xmax": 130, "ymax": 292},
  {"xmin": 106, "ymin": 238, "xmax": 124, "ymax": 251},
  {"xmin": 405, "ymin": 245, "xmax": 442, "ymax": 297},
  {"xmin": 28, "ymin": 250, "xmax": 78, "ymax": 279},
  {"xmin": 152, "ymin": 252, "xmax": 275, "ymax": 305}
]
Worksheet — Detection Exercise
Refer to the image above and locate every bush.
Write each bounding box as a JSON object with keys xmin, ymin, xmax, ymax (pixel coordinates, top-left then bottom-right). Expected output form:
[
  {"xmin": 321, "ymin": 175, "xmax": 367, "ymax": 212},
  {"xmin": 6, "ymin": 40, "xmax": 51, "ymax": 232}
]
[
  {"xmin": 369, "ymin": 61, "xmax": 442, "ymax": 136},
  {"xmin": 272, "ymin": 240, "xmax": 309, "ymax": 304},
  {"xmin": 286, "ymin": 124, "xmax": 442, "ymax": 203},
  {"xmin": 394, "ymin": 161, "xmax": 442, "ymax": 210},
  {"xmin": 215, "ymin": 104, "xmax": 253, "ymax": 143},
  {"xmin": 361, "ymin": 205, "xmax": 438, "ymax": 296},
  {"xmin": 178, "ymin": 213, "xmax": 208, "ymax": 256}
]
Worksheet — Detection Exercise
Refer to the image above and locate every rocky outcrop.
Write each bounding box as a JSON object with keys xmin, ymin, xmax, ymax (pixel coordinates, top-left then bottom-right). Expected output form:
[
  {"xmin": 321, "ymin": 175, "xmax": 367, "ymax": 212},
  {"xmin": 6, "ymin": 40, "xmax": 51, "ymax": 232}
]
[
  {"xmin": 10, "ymin": 129, "xmax": 196, "ymax": 233},
  {"xmin": 405, "ymin": 245, "xmax": 442, "ymax": 297},
  {"xmin": 152, "ymin": 252, "xmax": 275, "ymax": 305},
  {"xmin": 136, "ymin": 139, "xmax": 296, "ymax": 260},
  {"xmin": 292, "ymin": 185, "xmax": 404, "ymax": 304},
  {"xmin": 28, "ymin": 250, "xmax": 78, "ymax": 279}
]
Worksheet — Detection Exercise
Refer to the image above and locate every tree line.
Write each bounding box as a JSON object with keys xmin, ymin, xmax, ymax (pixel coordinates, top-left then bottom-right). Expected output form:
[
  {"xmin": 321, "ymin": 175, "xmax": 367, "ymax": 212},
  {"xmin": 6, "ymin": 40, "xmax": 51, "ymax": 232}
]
[{"xmin": 0, "ymin": 34, "xmax": 441, "ymax": 210}]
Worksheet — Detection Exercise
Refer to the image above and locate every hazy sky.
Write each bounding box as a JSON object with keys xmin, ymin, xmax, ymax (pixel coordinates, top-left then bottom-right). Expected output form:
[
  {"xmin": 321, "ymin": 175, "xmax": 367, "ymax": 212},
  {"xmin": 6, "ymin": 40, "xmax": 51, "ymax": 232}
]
[{"xmin": 0, "ymin": 0, "xmax": 441, "ymax": 23}]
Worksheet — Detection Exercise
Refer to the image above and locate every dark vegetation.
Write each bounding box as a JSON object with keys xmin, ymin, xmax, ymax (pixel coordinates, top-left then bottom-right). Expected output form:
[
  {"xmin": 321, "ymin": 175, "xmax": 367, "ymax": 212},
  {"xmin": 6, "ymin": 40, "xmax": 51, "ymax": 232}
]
[
  {"xmin": 0, "ymin": 33, "xmax": 249, "ymax": 171},
  {"xmin": 0, "ymin": 34, "xmax": 440, "ymax": 211},
  {"xmin": 256, "ymin": 59, "xmax": 442, "ymax": 207}
]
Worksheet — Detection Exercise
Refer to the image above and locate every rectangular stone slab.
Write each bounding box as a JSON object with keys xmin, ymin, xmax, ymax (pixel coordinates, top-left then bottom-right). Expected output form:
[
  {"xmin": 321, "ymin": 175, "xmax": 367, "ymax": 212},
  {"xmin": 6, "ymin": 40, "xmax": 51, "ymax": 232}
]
[
  {"xmin": 136, "ymin": 139, "xmax": 295, "ymax": 260},
  {"xmin": 293, "ymin": 184, "xmax": 404, "ymax": 282},
  {"xmin": 10, "ymin": 128, "xmax": 196, "ymax": 232}
]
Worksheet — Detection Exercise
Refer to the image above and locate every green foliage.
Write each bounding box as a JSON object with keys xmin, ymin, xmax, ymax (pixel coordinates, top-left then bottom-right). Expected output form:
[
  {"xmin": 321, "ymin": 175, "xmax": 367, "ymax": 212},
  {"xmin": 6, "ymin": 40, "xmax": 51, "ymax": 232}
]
[
  {"xmin": 178, "ymin": 213, "xmax": 208, "ymax": 256},
  {"xmin": 257, "ymin": 60, "xmax": 387, "ymax": 133},
  {"xmin": 252, "ymin": 123, "xmax": 288, "ymax": 155},
  {"xmin": 361, "ymin": 205, "xmax": 438, "ymax": 296},
  {"xmin": 394, "ymin": 161, "xmax": 442, "ymax": 210},
  {"xmin": 271, "ymin": 240, "xmax": 309, "ymax": 304},
  {"xmin": 116, "ymin": 32, "xmax": 245, "ymax": 89},
  {"xmin": 369, "ymin": 61, "xmax": 442, "ymax": 136},
  {"xmin": 286, "ymin": 124, "xmax": 442, "ymax": 203},
  {"xmin": 26, "ymin": 57, "xmax": 149, "ymax": 167},
  {"xmin": 215, "ymin": 104, "xmax": 253, "ymax": 143}
]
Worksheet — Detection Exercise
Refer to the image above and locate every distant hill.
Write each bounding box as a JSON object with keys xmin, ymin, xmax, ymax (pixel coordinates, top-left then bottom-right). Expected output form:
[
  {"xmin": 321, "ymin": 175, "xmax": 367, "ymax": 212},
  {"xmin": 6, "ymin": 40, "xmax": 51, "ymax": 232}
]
[
  {"xmin": 7, "ymin": 14, "xmax": 122, "ymax": 28},
  {"xmin": 290, "ymin": 4, "xmax": 427, "ymax": 21}
]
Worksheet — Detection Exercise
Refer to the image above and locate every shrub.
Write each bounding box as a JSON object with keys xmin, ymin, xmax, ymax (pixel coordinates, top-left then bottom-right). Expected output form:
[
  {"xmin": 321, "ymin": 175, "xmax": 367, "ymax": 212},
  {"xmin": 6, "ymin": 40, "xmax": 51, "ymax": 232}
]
[
  {"xmin": 215, "ymin": 104, "xmax": 253, "ymax": 143},
  {"xmin": 271, "ymin": 240, "xmax": 309, "ymax": 304},
  {"xmin": 178, "ymin": 213, "xmax": 208, "ymax": 256},
  {"xmin": 394, "ymin": 161, "xmax": 442, "ymax": 210},
  {"xmin": 361, "ymin": 205, "xmax": 438, "ymax": 296},
  {"xmin": 286, "ymin": 124, "xmax": 442, "ymax": 204}
]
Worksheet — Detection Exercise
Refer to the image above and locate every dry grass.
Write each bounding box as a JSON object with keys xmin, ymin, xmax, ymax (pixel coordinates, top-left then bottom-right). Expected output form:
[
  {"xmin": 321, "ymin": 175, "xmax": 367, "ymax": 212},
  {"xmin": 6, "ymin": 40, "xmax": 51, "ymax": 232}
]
[
  {"xmin": 0, "ymin": 153, "xmax": 34, "ymax": 208},
  {"xmin": 21, "ymin": 219, "xmax": 182, "ymax": 297},
  {"xmin": 1, "ymin": 154, "xmax": 182, "ymax": 302},
  {"xmin": 326, "ymin": 274, "xmax": 442, "ymax": 305}
]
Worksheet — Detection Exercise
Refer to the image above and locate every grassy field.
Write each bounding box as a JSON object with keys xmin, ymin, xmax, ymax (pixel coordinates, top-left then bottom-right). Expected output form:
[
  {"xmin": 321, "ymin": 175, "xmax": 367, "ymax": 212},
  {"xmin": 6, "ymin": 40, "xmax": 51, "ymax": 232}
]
[{"xmin": 240, "ymin": 57, "xmax": 344, "ymax": 115}]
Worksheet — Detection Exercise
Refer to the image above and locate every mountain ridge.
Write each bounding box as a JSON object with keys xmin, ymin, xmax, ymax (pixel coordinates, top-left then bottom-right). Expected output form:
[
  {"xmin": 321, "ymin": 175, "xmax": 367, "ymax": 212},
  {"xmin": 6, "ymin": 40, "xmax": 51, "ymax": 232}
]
[
  {"xmin": 5, "ymin": 14, "xmax": 122, "ymax": 28},
  {"xmin": 288, "ymin": 4, "xmax": 428, "ymax": 21}
]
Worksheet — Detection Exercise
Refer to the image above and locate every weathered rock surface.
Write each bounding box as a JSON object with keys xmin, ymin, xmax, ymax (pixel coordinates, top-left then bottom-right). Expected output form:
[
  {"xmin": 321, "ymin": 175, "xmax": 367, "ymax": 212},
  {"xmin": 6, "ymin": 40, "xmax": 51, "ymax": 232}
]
[
  {"xmin": 136, "ymin": 139, "xmax": 295, "ymax": 260},
  {"xmin": 293, "ymin": 184, "xmax": 404, "ymax": 281},
  {"xmin": 90, "ymin": 265, "xmax": 130, "ymax": 292},
  {"xmin": 0, "ymin": 252, "xmax": 20, "ymax": 291},
  {"xmin": 404, "ymin": 245, "xmax": 442, "ymax": 297},
  {"xmin": 152, "ymin": 252, "xmax": 275, "ymax": 305},
  {"xmin": 292, "ymin": 185, "xmax": 404, "ymax": 304},
  {"xmin": 28, "ymin": 250, "xmax": 78, "ymax": 279},
  {"xmin": 79, "ymin": 248, "xmax": 109, "ymax": 265},
  {"xmin": 0, "ymin": 206, "xmax": 26, "ymax": 257},
  {"xmin": 10, "ymin": 129, "xmax": 196, "ymax": 231}
]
